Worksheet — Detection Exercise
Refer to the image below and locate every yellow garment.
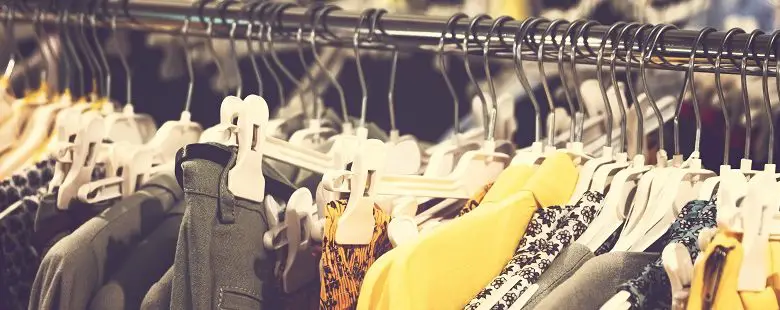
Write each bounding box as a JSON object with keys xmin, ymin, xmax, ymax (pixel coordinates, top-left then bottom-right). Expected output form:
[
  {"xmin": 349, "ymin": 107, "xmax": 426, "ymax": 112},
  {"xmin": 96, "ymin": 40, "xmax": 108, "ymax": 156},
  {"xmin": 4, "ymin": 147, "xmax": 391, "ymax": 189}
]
[
  {"xmin": 379, "ymin": 153, "xmax": 577, "ymax": 310},
  {"xmin": 356, "ymin": 164, "xmax": 537, "ymax": 310},
  {"xmin": 482, "ymin": 165, "xmax": 536, "ymax": 203},
  {"xmin": 499, "ymin": 0, "xmax": 529, "ymax": 19},
  {"xmin": 687, "ymin": 231, "xmax": 780, "ymax": 310}
]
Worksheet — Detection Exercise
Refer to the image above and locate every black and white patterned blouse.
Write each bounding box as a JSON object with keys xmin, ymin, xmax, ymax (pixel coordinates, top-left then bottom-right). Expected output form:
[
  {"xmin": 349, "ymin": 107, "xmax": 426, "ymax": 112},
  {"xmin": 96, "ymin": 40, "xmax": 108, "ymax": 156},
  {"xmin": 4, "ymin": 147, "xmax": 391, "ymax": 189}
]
[
  {"xmin": 0, "ymin": 157, "xmax": 56, "ymax": 213},
  {"xmin": 0, "ymin": 164, "xmax": 107, "ymax": 310},
  {"xmin": 616, "ymin": 199, "xmax": 716, "ymax": 310},
  {"xmin": 464, "ymin": 191, "xmax": 604, "ymax": 310}
]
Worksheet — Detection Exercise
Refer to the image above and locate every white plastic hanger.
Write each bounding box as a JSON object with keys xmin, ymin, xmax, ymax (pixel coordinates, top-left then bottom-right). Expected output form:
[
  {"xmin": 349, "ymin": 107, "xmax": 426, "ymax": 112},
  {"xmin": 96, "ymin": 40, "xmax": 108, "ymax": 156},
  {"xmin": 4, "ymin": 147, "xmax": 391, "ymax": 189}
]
[
  {"xmin": 554, "ymin": 20, "xmax": 594, "ymax": 166},
  {"xmin": 329, "ymin": 14, "xmax": 511, "ymax": 238},
  {"xmin": 620, "ymin": 27, "xmax": 717, "ymax": 252},
  {"xmin": 52, "ymin": 110, "xmax": 106, "ymax": 209},
  {"xmin": 736, "ymin": 33, "xmax": 780, "ymax": 291},
  {"xmin": 262, "ymin": 188, "xmax": 321, "ymax": 293},
  {"xmin": 335, "ymin": 139, "xmax": 388, "ymax": 244},
  {"xmin": 734, "ymin": 30, "xmax": 766, "ymax": 180},
  {"xmin": 258, "ymin": 6, "xmax": 364, "ymax": 175},
  {"xmin": 76, "ymin": 141, "xmax": 154, "ymax": 204},
  {"xmin": 89, "ymin": 13, "xmax": 153, "ymax": 145},
  {"xmin": 145, "ymin": 19, "xmax": 204, "ymax": 166},
  {"xmin": 510, "ymin": 17, "xmax": 550, "ymax": 166},
  {"xmin": 698, "ymin": 28, "xmax": 747, "ymax": 202},
  {"xmin": 423, "ymin": 13, "xmax": 484, "ymax": 177},
  {"xmin": 371, "ymin": 11, "xmax": 422, "ymax": 174},
  {"xmin": 230, "ymin": 94, "xmax": 269, "ymax": 202},
  {"xmin": 581, "ymin": 24, "xmax": 655, "ymax": 251},
  {"xmin": 287, "ymin": 15, "xmax": 337, "ymax": 147},
  {"xmin": 566, "ymin": 20, "xmax": 614, "ymax": 205}
]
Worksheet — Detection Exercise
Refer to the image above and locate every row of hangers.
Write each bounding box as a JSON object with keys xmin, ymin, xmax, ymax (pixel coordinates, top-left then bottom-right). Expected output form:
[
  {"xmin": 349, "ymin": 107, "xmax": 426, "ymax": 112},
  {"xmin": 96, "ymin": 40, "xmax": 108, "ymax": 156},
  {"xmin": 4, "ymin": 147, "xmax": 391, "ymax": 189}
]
[{"xmin": 7, "ymin": 0, "xmax": 780, "ymax": 301}]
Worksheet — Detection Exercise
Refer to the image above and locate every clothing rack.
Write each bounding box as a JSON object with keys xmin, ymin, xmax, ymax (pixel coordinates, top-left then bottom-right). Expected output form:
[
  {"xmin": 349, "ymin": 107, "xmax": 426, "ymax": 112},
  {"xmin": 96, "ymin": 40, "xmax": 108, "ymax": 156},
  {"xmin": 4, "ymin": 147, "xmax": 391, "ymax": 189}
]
[{"xmin": 8, "ymin": 0, "xmax": 780, "ymax": 77}]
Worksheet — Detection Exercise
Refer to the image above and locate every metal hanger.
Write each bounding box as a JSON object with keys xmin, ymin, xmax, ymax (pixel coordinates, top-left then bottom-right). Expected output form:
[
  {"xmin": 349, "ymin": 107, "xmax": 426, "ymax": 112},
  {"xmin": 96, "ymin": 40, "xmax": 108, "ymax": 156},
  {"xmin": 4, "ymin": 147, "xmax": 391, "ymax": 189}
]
[
  {"xmin": 253, "ymin": 1, "xmax": 286, "ymax": 107},
  {"xmin": 537, "ymin": 19, "xmax": 566, "ymax": 151},
  {"xmin": 256, "ymin": 6, "xmax": 367, "ymax": 175},
  {"xmin": 287, "ymin": 5, "xmax": 338, "ymax": 146},
  {"xmin": 73, "ymin": 2, "xmax": 101, "ymax": 104},
  {"xmin": 310, "ymin": 5, "xmax": 350, "ymax": 133},
  {"xmin": 699, "ymin": 28, "xmax": 746, "ymax": 201},
  {"xmin": 569, "ymin": 20, "xmax": 622, "ymax": 205},
  {"xmin": 268, "ymin": 3, "xmax": 310, "ymax": 113},
  {"xmin": 242, "ymin": 1, "xmax": 263, "ymax": 97},
  {"xmin": 510, "ymin": 17, "xmax": 549, "ymax": 165},
  {"xmin": 624, "ymin": 25, "xmax": 716, "ymax": 253},
  {"xmin": 555, "ymin": 20, "xmax": 593, "ymax": 165},
  {"xmin": 93, "ymin": 0, "xmax": 151, "ymax": 145},
  {"xmin": 570, "ymin": 20, "xmax": 599, "ymax": 143},
  {"xmin": 611, "ymin": 24, "xmax": 678, "ymax": 249},
  {"xmin": 197, "ymin": 0, "xmax": 227, "ymax": 98},
  {"xmin": 735, "ymin": 29, "xmax": 780, "ymax": 292},
  {"xmin": 578, "ymin": 23, "xmax": 637, "ymax": 200},
  {"xmin": 581, "ymin": 23, "xmax": 654, "ymax": 252},
  {"xmin": 737, "ymin": 29, "xmax": 764, "ymax": 176},
  {"xmin": 369, "ymin": 8, "xmax": 422, "ymax": 175},
  {"xmin": 218, "ymin": 0, "xmax": 242, "ymax": 97},
  {"xmin": 558, "ymin": 19, "xmax": 585, "ymax": 145},
  {"xmin": 332, "ymin": 13, "xmax": 512, "ymax": 244},
  {"xmin": 143, "ymin": 3, "xmax": 202, "ymax": 167},
  {"xmin": 423, "ymin": 13, "xmax": 482, "ymax": 178}
]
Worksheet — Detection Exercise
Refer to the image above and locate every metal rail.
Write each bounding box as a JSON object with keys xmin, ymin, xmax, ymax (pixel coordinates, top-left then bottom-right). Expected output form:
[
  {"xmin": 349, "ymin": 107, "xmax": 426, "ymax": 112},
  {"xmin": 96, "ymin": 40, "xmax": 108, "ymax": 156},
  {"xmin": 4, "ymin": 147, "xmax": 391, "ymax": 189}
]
[{"xmin": 9, "ymin": 0, "xmax": 780, "ymax": 76}]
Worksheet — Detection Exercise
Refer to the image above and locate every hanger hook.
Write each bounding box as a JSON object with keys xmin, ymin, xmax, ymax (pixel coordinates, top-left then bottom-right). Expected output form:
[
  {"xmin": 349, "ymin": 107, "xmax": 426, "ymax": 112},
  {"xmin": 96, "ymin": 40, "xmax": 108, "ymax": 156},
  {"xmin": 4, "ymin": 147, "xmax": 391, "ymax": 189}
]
[
  {"xmin": 63, "ymin": 3, "xmax": 85, "ymax": 98},
  {"xmin": 462, "ymin": 14, "xmax": 491, "ymax": 140},
  {"xmin": 107, "ymin": 1, "xmax": 132, "ymax": 105},
  {"xmin": 4, "ymin": 4, "xmax": 32, "ymax": 95},
  {"xmin": 439, "ymin": 13, "xmax": 469, "ymax": 142},
  {"xmin": 31, "ymin": 6, "xmax": 53, "ymax": 94},
  {"xmin": 762, "ymin": 30, "xmax": 780, "ymax": 165},
  {"xmin": 76, "ymin": 6, "xmax": 101, "ymax": 99},
  {"xmin": 88, "ymin": 1, "xmax": 110, "ymax": 100},
  {"xmin": 610, "ymin": 23, "xmax": 639, "ymax": 154},
  {"xmin": 571, "ymin": 20, "xmax": 599, "ymax": 143},
  {"xmin": 639, "ymin": 24, "xmax": 676, "ymax": 160},
  {"xmin": 198, "ymin": 0, "xmax": 227, "ymax": 98},
  {"xmin": 514, "ymin": 17, "xmax": 546, "ymax": 143},
  {"xmin": 740, "ymin": 29, "xmax": 763, "ymax": 162},
  {"xmin": 311, "ymin": 5, "xmax": 348, "ymax": 123},
  {"xmin": 218, "ymin": 0, "xmax": 242, "ymax": 98},
  {"xmin": 254, "ymin": 2, "xmax": 286, "ymax": 107},
  {"xmin": 483, "ymin": 16, "xmax": 513, "ymax": 142},
  {"xmin": 180, "ymin": 3, "xmax": 197, "ymax": 113},
  {"xmin": 354, "ymin": 8, "xmax": 377, "ymax": 129},
  {"xmin": 366, "ymin": 9, "xmax": 400, "ymax": 135},
  {"xmin": 269, "ymin": 3, "xmax": 304, "ymax": 106},
  {"xmin": 715, "ymin": 28, "xmax": 744, "ymax": 166},
  {"xmin": 676, "ymin": 27, "xmax": 714, "ymax": 157},
  {"xmin": 595, "ymin": 22, "xmax": 625, "ymax": 149},
  {"xmin": 537, "ymin": 19, "xmax": 566, "ymax": 147},
  {"xmin": 242, "ymin": 1, "xmax": 263, "ymax": 97},
  {"xmin": 558, "ymin": 19, "xmax": 586, "ymax": 144},
  {"xmin": 296, "ymin": 5, "xmax": 322, "ymax": 122},
  {"xmin": 624, "ymin": 24, "xmax": 652, "ymax": 157}
]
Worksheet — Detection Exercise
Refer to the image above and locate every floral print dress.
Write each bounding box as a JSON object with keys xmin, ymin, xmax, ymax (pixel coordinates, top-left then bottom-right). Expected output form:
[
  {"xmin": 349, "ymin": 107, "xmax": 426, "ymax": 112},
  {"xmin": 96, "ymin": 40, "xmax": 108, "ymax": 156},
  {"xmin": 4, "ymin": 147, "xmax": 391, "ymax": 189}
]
[
  {"xmin": 616, "ymin": 199, "xmax": 717, "ymax": 310},
  {"xmin": 464, "ymin": 191, "xmax": 604, "ymax": 310}
]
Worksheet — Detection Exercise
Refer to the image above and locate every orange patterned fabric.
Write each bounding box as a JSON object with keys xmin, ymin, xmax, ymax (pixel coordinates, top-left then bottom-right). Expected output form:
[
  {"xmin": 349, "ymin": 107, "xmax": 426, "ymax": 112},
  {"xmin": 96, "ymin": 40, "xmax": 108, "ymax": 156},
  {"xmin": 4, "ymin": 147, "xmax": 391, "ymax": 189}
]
[
  {"xmin": 458, "ymin": 183, "xmax": 494, "ymax": 217},
  {"xmin": 319, "ymin": 200, "xmax": 392, "ymax": 310}
]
